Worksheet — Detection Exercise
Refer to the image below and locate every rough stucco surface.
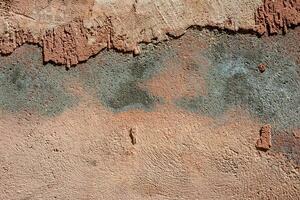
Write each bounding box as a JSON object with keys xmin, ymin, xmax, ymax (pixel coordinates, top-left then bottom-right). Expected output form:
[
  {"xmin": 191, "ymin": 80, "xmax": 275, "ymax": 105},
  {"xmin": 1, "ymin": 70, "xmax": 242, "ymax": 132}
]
[
  {"xmin": 0, "ymin": 0, "xmax": 262, "ymax": 66},
  {"xmin": 1, "ymin": 0, "xmax": 299, "ymax": 66},
  {"xmin": 0, "ymin": 0, "xmax": 300, "ymax": 200}
]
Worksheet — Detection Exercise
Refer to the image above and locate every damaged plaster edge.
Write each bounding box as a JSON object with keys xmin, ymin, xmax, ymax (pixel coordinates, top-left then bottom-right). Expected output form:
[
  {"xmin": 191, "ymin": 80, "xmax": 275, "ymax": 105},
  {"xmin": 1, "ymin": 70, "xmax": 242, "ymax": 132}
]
[
  {"xmin": 0, "ymin": 0, "xmax": 299, "ymax": 67},
  {"xmin": 0, "ymin": 22, "xmax": 257, "ymax": 68}
]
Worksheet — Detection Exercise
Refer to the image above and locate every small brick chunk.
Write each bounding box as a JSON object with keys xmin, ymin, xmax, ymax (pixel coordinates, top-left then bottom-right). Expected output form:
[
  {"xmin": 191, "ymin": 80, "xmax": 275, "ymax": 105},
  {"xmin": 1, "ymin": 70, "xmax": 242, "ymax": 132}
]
[
  {"xmin": 129, "ymin": 128, "xmax": 137, "ymax": 145},
  {"xmin": 258, "ymin": 64, "xmax": 267, "ymax": 73},
  {"xmin": 256, "ymin": 124, "xmax": 272, "ymax": 151}
]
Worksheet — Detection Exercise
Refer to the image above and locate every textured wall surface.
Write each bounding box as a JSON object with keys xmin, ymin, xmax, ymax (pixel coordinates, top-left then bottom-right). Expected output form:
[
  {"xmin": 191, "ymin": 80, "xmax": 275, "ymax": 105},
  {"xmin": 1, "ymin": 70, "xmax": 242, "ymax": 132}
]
[
  {"xmin": 1, "ymin": 0, "xmax": 299, "ymax": 65},
  {"xmin": 0, "ymin": 0, "xmax": 300, "ymax": 200}
]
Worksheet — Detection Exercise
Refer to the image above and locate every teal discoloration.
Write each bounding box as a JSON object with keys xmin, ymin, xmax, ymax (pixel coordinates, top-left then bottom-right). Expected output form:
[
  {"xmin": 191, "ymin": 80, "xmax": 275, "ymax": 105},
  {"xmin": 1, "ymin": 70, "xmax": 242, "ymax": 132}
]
[
  {"xmin": 0, "ymin": 32, "xmax": 299, "ymax": 131},
  {"xmin": 77, "ymin": 44, "xmax": 172, "ymax": 112},
  {"xmin": 0, "ymin": 44, "xmax": 172, "ymax": 115},
  {"xmin": 0, "ymin": 46, "xmax": 76, "ymax": 116},
  {"xmin": 177, "ymin": 33, "xmax": 300, "ymax": 130}
]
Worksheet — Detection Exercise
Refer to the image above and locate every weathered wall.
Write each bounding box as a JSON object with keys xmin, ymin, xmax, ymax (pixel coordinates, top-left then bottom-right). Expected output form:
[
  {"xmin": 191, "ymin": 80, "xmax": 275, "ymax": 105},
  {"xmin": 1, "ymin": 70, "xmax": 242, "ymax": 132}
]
[{"xmin": 0, "ymin": 0, "xmax": 300, "ymax": 199}]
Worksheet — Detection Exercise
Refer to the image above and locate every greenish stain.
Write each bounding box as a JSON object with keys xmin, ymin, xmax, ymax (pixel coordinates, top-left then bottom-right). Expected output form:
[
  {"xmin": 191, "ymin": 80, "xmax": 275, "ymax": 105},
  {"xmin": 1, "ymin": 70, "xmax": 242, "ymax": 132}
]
[
  {"xmin": 78, "ymin": 44, "xmax": 172, "ymax": 112},
  {"xmin": 0, "ymin": 32, "xmax": 299, "ymax": 130},
  {"xmin": 177, "ymin": 33, "xmax": 300, "ymax": 130},
  {"xmin": 106, "ymin": 81, "xmax": 154, "ymax": 110},
  {"xmin": 0, "ymin": 46, "xmax": 76, "ymax": 116}
]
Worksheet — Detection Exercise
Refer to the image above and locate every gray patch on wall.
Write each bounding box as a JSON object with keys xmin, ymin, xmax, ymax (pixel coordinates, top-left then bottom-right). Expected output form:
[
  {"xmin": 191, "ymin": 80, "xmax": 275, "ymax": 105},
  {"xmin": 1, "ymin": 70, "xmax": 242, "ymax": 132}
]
[
  {"xmin": 77, "ymin": 44, "xmax": 172, "ymax": 112},
  {"xmin": 0, "ymin": 45, "xmax": 76, "ymax": 116},
  {"xmin": 177, "ymin": 33, "xmax": 300, "ymax": 130},
  {"xmin": 0, "ymin": 31, "xmax": 299, "ymax": 128}
]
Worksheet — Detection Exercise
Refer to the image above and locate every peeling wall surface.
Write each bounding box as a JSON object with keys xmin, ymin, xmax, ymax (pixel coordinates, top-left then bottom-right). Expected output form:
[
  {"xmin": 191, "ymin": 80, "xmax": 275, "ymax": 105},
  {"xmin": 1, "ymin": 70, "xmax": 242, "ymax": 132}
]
[{"xmin": 0, "ymin": 0, "xmax": 300, "ymax": 200}]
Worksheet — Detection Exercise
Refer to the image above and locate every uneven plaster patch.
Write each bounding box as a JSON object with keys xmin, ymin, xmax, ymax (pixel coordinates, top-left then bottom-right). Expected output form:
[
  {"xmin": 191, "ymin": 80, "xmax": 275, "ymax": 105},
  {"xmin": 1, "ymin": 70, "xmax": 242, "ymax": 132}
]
[{"xmin": 2, "ymin": 0, "xmax": 299, "ymax": 66}]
